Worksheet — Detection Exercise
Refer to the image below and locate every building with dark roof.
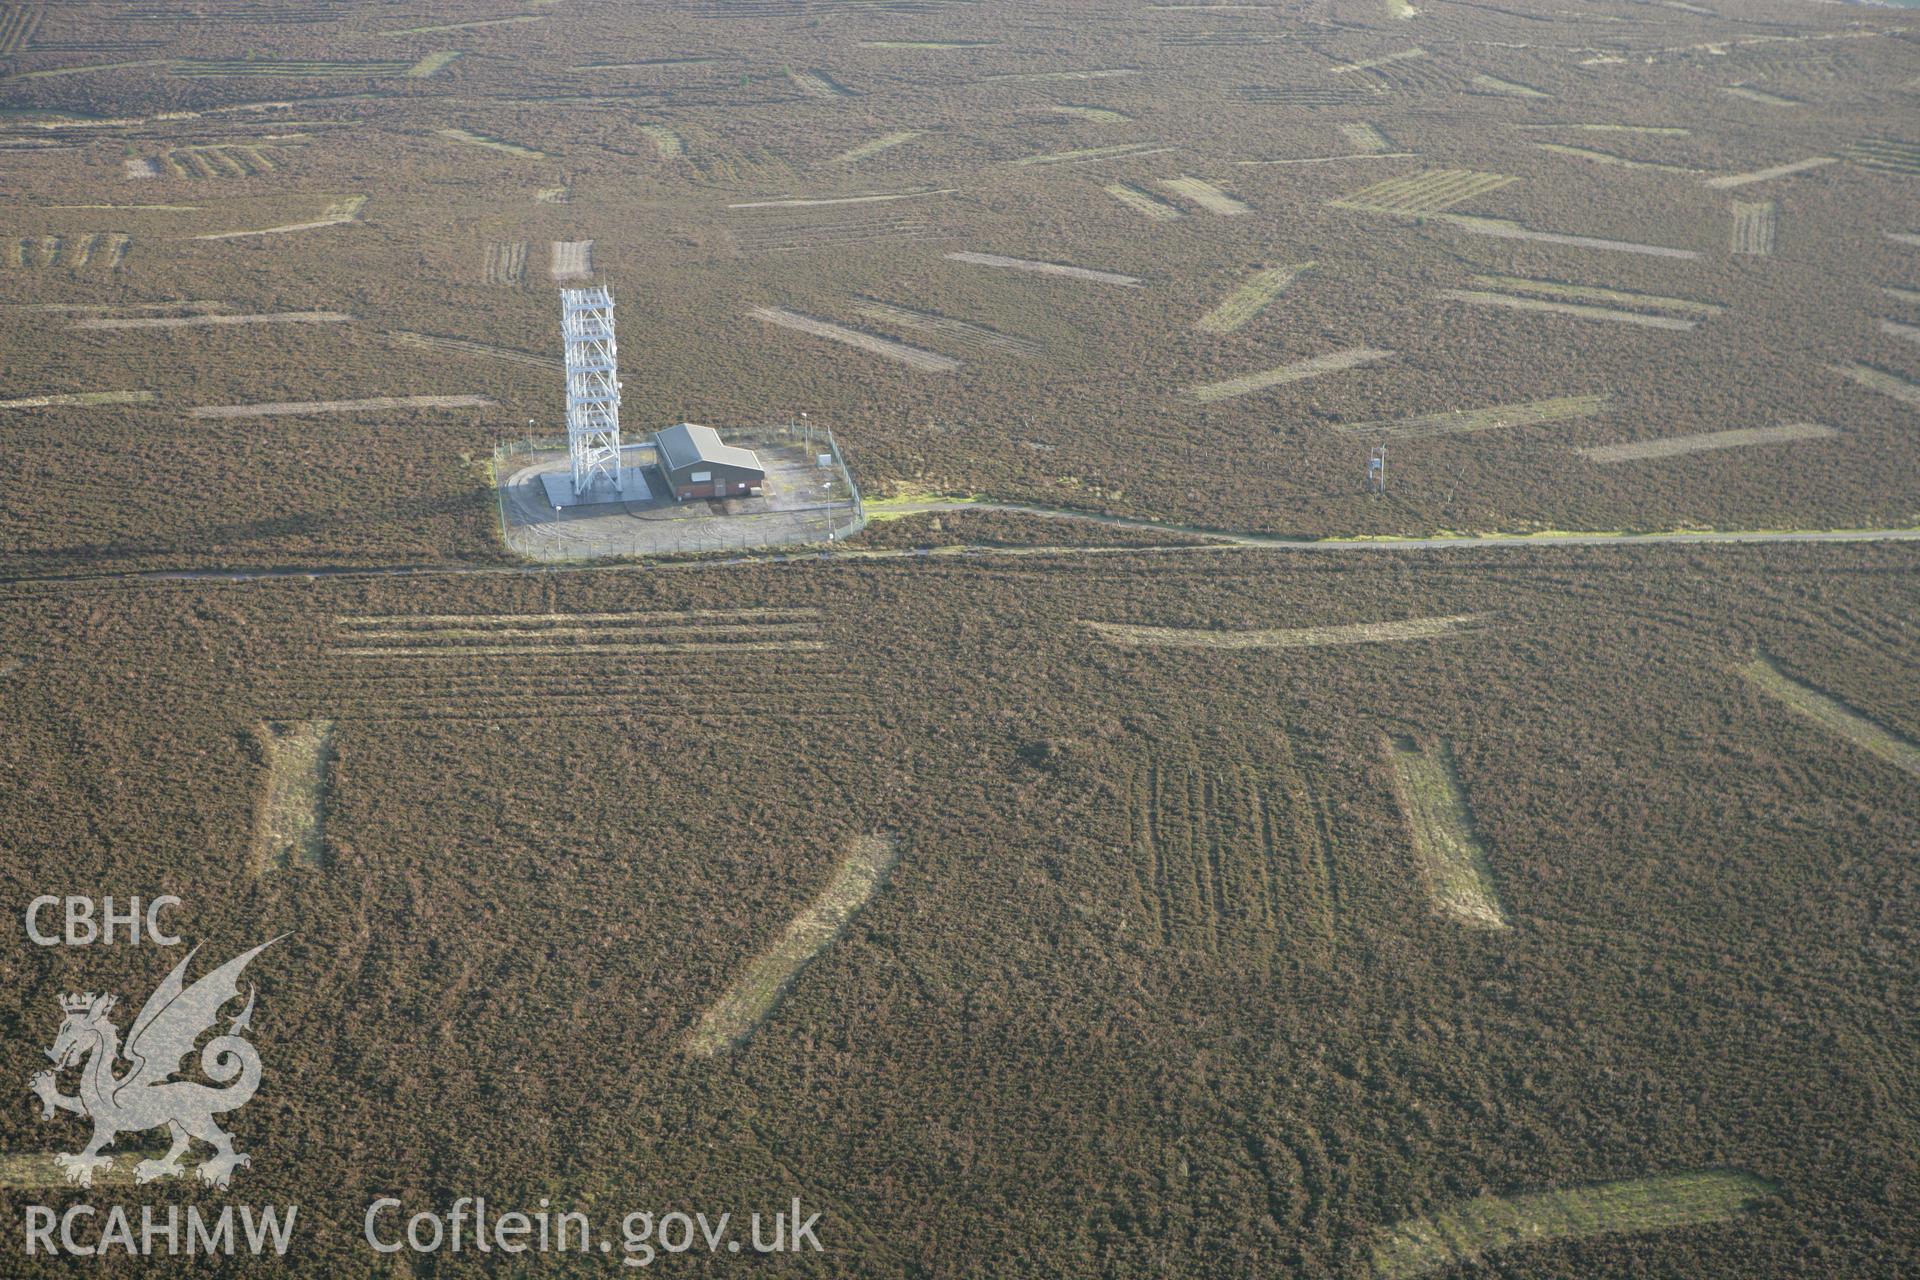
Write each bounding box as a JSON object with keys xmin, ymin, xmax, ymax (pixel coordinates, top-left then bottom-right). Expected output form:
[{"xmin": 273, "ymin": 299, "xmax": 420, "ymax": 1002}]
[{"xmin": 650, "ymin": 423, "xmax": 766, "ymax": 501}]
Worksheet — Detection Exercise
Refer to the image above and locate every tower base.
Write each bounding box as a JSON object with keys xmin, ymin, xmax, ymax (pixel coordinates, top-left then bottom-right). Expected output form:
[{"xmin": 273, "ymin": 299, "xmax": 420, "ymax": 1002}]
[{"xmin": 538, "ymin": 446, "xmax": 654, "ymax": 508}]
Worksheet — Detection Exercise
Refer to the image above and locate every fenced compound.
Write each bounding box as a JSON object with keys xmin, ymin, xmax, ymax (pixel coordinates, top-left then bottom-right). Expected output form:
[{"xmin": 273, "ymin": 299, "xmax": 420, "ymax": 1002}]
[{"xmin": 495, "ymin": 419, "xmax": 865, "ymax": 561}]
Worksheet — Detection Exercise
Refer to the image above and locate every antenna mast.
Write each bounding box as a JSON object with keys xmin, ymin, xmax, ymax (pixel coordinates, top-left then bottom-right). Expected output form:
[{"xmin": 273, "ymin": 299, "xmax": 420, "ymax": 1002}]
[{"xmin": 560, "ymin": 286, "xmax": 623, "ymax": 496}]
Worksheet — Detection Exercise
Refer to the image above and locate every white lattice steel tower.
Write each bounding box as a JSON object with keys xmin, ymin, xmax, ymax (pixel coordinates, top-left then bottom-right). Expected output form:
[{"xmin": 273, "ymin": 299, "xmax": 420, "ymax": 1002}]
[{"xmin": 560, "ymin": 286, "xmax": 623, "ymax": 495}]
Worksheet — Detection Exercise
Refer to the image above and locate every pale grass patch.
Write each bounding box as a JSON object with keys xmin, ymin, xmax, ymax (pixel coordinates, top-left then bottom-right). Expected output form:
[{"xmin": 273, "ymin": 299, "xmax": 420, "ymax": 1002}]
[
  {"xmin": 1385, "ymin": 736, "xmax": 1509, "ymax": 929},
  {"xmin": 1534, "ymin": 142, "xmax": 1692, "ymax": 171},
  {"xmin": 684, "ymin": 835, "xmax": 900, "ymax": 1056},
  {"xmin": 437, "ymin": 127, "xmax": 546, "ymax": 159},
  {"xmin": 1470, "ymin": 277, "xmax": 1721, "ymax": 317},
  {"xmin": 1472, "ymin": 73, "xmax": 1547, "ymax": 97},
  {"xmin": 0, "ymin": 5, "xmax": 39, "ymax": 55},
  {"xmin": 1012, "ymin": 142, "xmax": 1171, "ymax": 167},
  {"xmin": 9, "ymin": 58, "xmax": 169, "ymax": 81},
  {"xmin": 1440, "ymin": 214, "xmax": 1699, "ymax": 259},
  {"xmin": 1732, "ymin": 200, "xmax": 1777, "ymax": 257},
  {"xmin": 751, "ymin": 307, "xmax": 960, "ymax": 372},
  {"xmin": 1844, "ymin": 138, "xmax": 1920, "ymax": 175},
  {"xmin": 339, "ymin": 641, "xmax": 829, "ymax": 658},
  {"xmin": 850, "ymin": 299, "xmax": 1041, "ymax": 356},
  {"xmin": 253, "ymin": 720, "xmax": 332, "ymax": 871},
  {"xmin": 190, "ymin": 395, "xmax": 492, "ymax": 419},
  {"xmin": 1579, "ymin": 423, "xmax": 1836, "ymax": 463},
  {"xmin": 1833, "ymin": 362, "xmax": 1920, "ymax": 407},
  {"xmin": 1740, "ymin": 657, "xmax": 1920, "ymax": 777},
  {"xmin": 1186, "ymin": 346, "xmax": 1392, "ymax": 403},
  {"xmin": 386, "ymin": 330, "xmax": 560, "ymax": 371},
  {"xmin": 1194, "ymin": 263, "xmax": 1314, "ymax": 334},
  {"xmin": 1331, "ymin": 394, "xmax": 1606, "ymax": 440},
  {"xmin": 639, "ymin": 124, "xmax": 683, "ymax": 158},
  {"xmin": 194, "ymin": 195, "xmax": 364, "ymax": 239},
  {"xmin": 1723, "ymin": 85, "xmax": 1798, "ymax": 107},
  {"xmin": 728, "ymin": 189, "xmax": 950, "ymax": 209},
  {"xmin": 860, "ymin": 39, "xmax": 995, "ymax": 49},
  {"xmin": 945, "ymin": 251, "xmax": 1144, "ymax": 287},
  {"xmin": 833, "ymin": 130, "xmax": 922, "ymax": 163},
  {"xmin": 1157, "ymin": 175, "xmax": 1250, "ymax": 215},
  {"xmin": 1332, "ymin": 169, "xmax": 1517, "ymax": 215},
  {"xmin": 1084, "ymin": 612, "xmax": 1486, "ymax": 649},
  {"xmin": 485, "ymin": 241, "xmax": 528, "ymax": 284},
  {"xmin": 787, "ymin": 68, "xmax": 848, "ymax": 97},
  {"xmin": 0, "ymin": 1150, "xmax": 168, "ymax": 1189},
  {"xmin": 0, "ymin": 390, "xmax": 154, "ymax": 409},
  {"xmin": 344, "ymin": 624, "xmax": 817, "ymax": 643},
  {"xmin": 1438, "ymin": 290, "xmax": 1699, "ymax": 330},
  {"xmin": 1340, "ymin": 122, "xmax": 1391, "ymax": 152},
  {"xmin": 1704, "ymin": 156, "xmax": 1834, "ymax": 189},
  {"xmin": 74, "ymin": 310, "xmax": 349, "ymax": 331},
  {"xmin": 551, "ymin": 239, "xmax": 592, "ymax": 280},
  {"xmin": 1371, "ymin": 1171, "xmax": 1774, "ymax": 1278},
  {"xmin": 1043, "ymin": 105, "xmax": 1130, "ymax": 123},
  {"xmin": 1329, "ymin": 47, "xmax": 1427, "ymax": 74},
  {"xmin": 405, "ymin": 51, "xmax": 463, "ymax": 77},
  {"xmin": 337, "ymin": 609, "xmax": 820, "ymax": 626},
  {"xmin": 383, "ymin": 15, "xmax": 543, "ymax": 36},
  {"xmin": 978, "ymin": 68, "xmax": 1140, "ymax": 84},
  {"xmin": 1105, "ymin": 183, "xmax": 1185, "ymax": 221},
  {"xmin": 1238, "ymin": 152, "xmax": 1417, "ymax": 167},
  {"xmin": 1511, "ymin": 123, "xmax": 1690, "ymax": 136}
]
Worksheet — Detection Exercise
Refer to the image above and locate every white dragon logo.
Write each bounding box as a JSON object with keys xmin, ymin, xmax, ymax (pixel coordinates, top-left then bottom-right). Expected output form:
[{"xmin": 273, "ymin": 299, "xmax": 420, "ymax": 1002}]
[{"xmin": 28, "ymin": 938, "xmax": 279, "ymax": 1189}]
